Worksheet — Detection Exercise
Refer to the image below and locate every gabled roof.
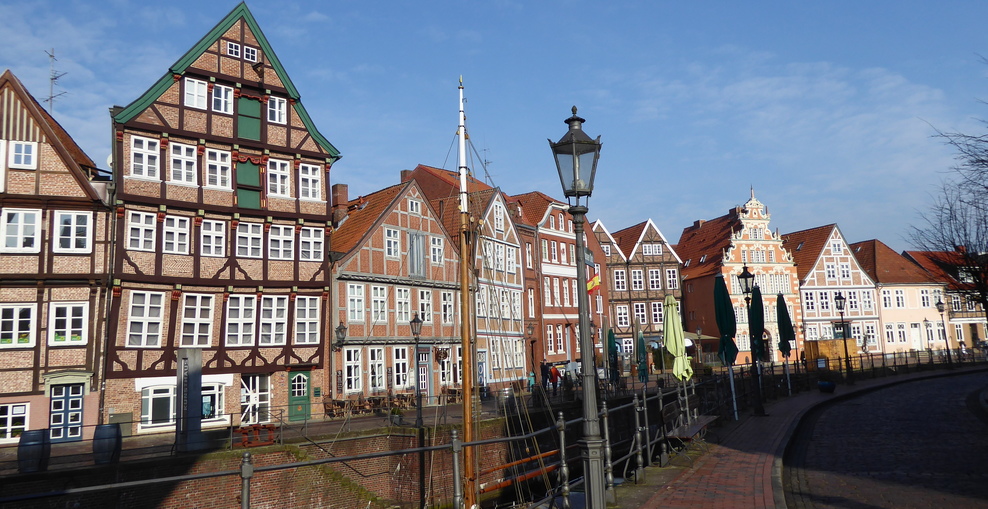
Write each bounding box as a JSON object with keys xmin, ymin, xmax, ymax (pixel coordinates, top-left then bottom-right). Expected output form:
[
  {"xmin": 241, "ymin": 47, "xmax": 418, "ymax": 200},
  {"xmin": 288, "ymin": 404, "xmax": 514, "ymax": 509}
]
[
  {"xmin": 508, "ymin": 191, "xmax": 566, "ymax": 228},
  {"xmin": 676, "ymin": 212, "xmax": 743, "ymax": 280},
  {"xmin": 903, "ymin": 250, "xmax": 970, "ymax": 291},
  {"xmin": 591, "ymin": 220, "xmax": 626, "ymax": 262},
  {"xmin": 331, "ymin": 182, "xmax": 407, "ymax": 255},
  {"xmin": 610, "ymin": 218, "xmax": 683, "ymax": 264},
  {"xmin": 112, "ymin": 2, "xmax": 339, "ymax": 161},
  {"xmin": 0, "ymin": 69, "xmax": 100, "ymax": 201},
  {"xmin": 430, "ymin": 187, "xmax": 499, "ymax": 246},
  {"xmin": 781, "ymin": 224, "xmax": 837, "ymax": 281},
  {"xmin": 850, "ymin": 239, "xmax": 938, "ymax": 285}
]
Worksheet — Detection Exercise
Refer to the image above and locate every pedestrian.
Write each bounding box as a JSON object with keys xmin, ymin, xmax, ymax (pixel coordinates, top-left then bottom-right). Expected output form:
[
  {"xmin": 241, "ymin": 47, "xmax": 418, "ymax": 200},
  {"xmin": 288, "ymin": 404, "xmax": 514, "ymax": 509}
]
[
  {"xmin": 549, "ymin": 364, "xmax": 560, "ymax": 396},
  {"xmin": 540, "ymin": 360, "xmax": 550, "ymax": 390},
  {"xmin": 527, "ymin": 371, "xmax": 535, "ymax": 392}
]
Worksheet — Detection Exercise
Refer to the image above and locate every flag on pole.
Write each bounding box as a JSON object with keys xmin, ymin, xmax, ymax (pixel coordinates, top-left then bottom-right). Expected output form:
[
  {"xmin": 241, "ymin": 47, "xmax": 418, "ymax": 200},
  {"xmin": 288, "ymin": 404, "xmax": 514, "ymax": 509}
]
[{"xmin": 587, "ymin": 267, "xmax": 600, "ymax": 294}]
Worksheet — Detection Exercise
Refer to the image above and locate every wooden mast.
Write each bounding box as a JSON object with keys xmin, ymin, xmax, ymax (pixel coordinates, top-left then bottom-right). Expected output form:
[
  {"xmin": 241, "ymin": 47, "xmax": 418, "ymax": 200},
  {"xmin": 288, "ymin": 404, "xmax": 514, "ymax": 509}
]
[{"xmin": 458, "ymin": 77, "xmax": 478, "ymax": 507}]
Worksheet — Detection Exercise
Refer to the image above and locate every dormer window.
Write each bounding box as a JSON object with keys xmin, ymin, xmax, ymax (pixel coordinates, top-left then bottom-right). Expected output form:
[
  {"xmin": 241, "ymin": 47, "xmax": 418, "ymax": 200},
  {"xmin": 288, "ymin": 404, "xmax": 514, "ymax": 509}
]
[{"xmin": 226, "ymin": 41, "xmax": 241, "ymax": 58}]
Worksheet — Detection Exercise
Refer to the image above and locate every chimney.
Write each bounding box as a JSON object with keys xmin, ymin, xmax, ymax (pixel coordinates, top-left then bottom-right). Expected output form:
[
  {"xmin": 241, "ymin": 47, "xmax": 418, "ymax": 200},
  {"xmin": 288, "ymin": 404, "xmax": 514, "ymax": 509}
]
[
  {"xmin": 400, "ymin": 169, "xmax": 414, "ymax": 183},
  {"xmin": 331, "ymin": 183, "xmax": 349, "ymax": 227},
  {"xmin": 956, "ymin": 245, "xmax": 967, "ymax": 254},
  {"xmin": 693, "ymin": 219, "xmax": 706, "ymax": 229}
]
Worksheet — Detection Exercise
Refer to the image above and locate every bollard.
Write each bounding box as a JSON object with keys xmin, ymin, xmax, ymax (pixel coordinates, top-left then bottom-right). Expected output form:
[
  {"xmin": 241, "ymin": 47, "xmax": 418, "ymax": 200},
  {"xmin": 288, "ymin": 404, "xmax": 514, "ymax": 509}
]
[
  {"xmin": 451, "ymin": 430, "xmax": 463, "ymax": 509},
  {"xmin": 659, "ymin": 442, "xmax": 669, "ymax": 467},
  {"xmin": 633, "ymin": 394, "xmax": 644, "ymax": 482},
  {"xmin": 641, "ymin": 387, "xmax": 652, "ymax": 465},
  {"xmin": 240, "ymin": 451, "xmax": 253, "ymax": 509},
  {"xmin": 556, "ymin": 412, "xmax": 570, "ymax": 509},
  {"xmin": 601, "ymin": 402, "xmax": 615, "ymax": 503}
]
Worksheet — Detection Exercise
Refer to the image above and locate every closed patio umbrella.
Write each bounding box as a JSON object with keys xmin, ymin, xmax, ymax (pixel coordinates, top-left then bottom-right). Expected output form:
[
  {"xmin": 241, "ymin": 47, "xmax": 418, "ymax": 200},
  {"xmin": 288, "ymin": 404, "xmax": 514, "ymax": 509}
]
[
  {"xmin": 749, "ymin": 285, "xmax": 767, "ymax": 416},
  {"xmin": 637, "ymin": 330, "xmax": 649, "ymax": 385},
  {"xmin": 776, "ymin": 293, "xmax": 795, "ymax": 395},
  {"xmin": 713, "ymin": 274, "xmax": 739, "ymax": 420},
  {"xmin": 607, "ymin": 328, "xmax": 619, "ymax": 385},
  {"xmin": 664, "ymin": 295, "xmax": 693, "ymax": 423}
]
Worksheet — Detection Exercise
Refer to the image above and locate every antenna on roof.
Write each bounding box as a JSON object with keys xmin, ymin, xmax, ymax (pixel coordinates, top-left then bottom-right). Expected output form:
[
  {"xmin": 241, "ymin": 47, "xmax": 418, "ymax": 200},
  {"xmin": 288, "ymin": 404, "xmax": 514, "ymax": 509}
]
[{"xmin": 44, "ymin": 49, "xmax": 67, "ymax": 114}]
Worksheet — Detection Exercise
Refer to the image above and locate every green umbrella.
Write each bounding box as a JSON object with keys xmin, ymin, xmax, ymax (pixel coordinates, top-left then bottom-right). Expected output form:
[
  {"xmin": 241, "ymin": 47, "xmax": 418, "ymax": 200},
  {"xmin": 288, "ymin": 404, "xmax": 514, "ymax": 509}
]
[
  {"xmin": 607, "ymin": 328, "xmax": 619, "ymax": 384},
  {"xmin": 663, "ymin": 295, "xmax": 692, "ymax": 382},
  {"xmin": 776, "ymin": 293, "xmax": 795, "ymax": 358},
  {"xmin": 714, "ymin": 275, "xmax": 738, "ymax": 366},
  {"xmin": 750, "ymin": 286, "xmax": 765, "ymax": 361},
  {"xmin": 637, "ymin": 330, "xmax": 649, "ymax": 384}
]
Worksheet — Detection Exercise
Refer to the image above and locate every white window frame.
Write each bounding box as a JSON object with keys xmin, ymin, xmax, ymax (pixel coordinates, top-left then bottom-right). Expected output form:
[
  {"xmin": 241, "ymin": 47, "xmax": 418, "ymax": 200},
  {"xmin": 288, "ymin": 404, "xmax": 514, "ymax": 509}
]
[
  {"xmin": 212, "ymin": 84, "xmax": 233, "ymax": 114},
  {"xmin": 419, "ymin": 289, "xmax": 432, "ymax": 322},
  {"xmin": 347, "ymin": 284, "xmax": 365, "ymax": 322},
  {"xmin": 53, "ymin": 211, "xmax": 92, "ymax": 254},
  {"xmin": 127, "ymin": 211, "xmax": 156, "ymax": 252},
  {"xmin": 651, "ymin": 301, "xmax": 664, "ymax": 324},
  {"xmin": 236, "ymin": 223, "xmax": 263, "ymax": 258},
  {"xmin": 298, "ymin": 163, "xmax": 322, "ymax": 200},
  {"xmin": 140, "ymin": 386, "xmax": 176, "ymax": 428},
  {"xmin": 9, "ymin": 141, "xmax": 37, "ymax": 169},
  {"xmin": 1, "ymin": 208, "xmax": 41, "ymax": 253},
  {"xmin": 371, "ymin": 286, "xmax": 388, "ymax": 323},
  {"xmin": 244, "ymin": 46, "xmax": 258, "ymax": 62},
  {"xmin": 431, "ymin": 237, "xmax": 444, "ymax": 264},
  {"xmin": 268, "ymin": 97, "xmax": 287, "ymax": 124},
  {"xmin": 179, "ymin": 294, "xmax": 213, "ymax": 347},
  {"xmin": 205, "ymin": 149, "xmax": 231, "ymax": 189},
  {"xmin": 344, "ymin": 348, "xmax": 362, "ymax": 393},
  {"xmin": 226, "ymin": 295, "xmax": 256, "ymax": 346},
  {"xmin": 631, "ymin": 270, "xmax": 644, "ymax": 291},
  {"xmin": 259, "ymin": 296, "xmax": 288, "ymax": 346},
  {"xmin": 267, "ymin": 225, "xmax": 294, "ymax": 260},
  {"xmin": 184, "ymin": 78, "xmax": 207, "ymax": 109},
  {"xmin": 369, "ymin": 347, "xmax": 385, "ymax": 393},
  {"xmin": 226, "ymin": 41, "xmax": 241, "ymax": 58},
  {"xmin": 169, "ymin": 142, "xmax": 197, "ymax": 185},
  {"xmin": 0, "ymin": 304, "xmax": 35, "ymax": 348},
  {"xmin": 648, "ymin": 269, "xmax": 662, "ymax": 290},
  {"xmin": 393, "ymin": 347, "xmax": 410, "ymax": 389},
  {"xmin": 0, "ymin": 402, "xmax": 28, "ymax": 443},
  {"xmin": 442, "ymin": 291, "xmax": 455, "ymax": 324},
  {"xmin": 130, "ymin": 136, "xmax": 159, "ymax": 179},
  {"xmin": 267, "ymin": 159, "xmax": 291, "ymax": 197},
  {"xmin": 163, "ymin": 215, "xmax": 190, "ymax": 254},
  {"xmin": 48, "ymin": 302, "xmax": 88, "ymax": 345},
  {"xmin": 295, "ymin": 296, "xmax": 320, "ymax": 345},
  {"xmin": 666, "ymin": 268, "xmax": 680, "ymax": 289},
  {"xmin": 200, "ymin": 220, "xmax": 226, "ymax": 257},
  {"xmin": 395, "ymin": 287, "xmax": 411, "ymax": 323},
  {"xmin": 408, "ymin": 199, "xmax": 422, "ymax": 215},
  {"xmin": 385, "ymin": 228, "xmax": 400, "ymax": 258},
  {"xmin": 613, "ymin": 270, "xmax": 627, "ymax": 291},
  {"xmin": 126, "ymin": 292, "xmax": 164, "ymax": 348},
  {"xmin": 616, "ymin": 305, "xmax": 630, "ymax": 327},
  {"xmin": 634, "ymin": 303, "xmax": 647, "ymax": 325},
  {"xmin": 300, "ymin": 227, "xmax": 324, "ymax": 261}
]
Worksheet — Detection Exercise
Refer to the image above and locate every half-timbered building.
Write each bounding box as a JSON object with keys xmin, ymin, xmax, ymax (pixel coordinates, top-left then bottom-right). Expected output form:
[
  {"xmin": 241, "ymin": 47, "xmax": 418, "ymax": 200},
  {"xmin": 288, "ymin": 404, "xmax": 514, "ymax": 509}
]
[
  {"xmin": 0, "ymin": 70, "xmax": 112, "ymax": 443},
  {"xmin": 105, "ymin": 4, "xmax": 341, "ymax": 434}
]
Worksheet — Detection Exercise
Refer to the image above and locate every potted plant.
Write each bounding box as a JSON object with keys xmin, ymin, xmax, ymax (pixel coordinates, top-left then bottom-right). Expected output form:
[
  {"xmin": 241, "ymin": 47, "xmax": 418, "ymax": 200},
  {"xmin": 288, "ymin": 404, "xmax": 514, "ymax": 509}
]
[{"xmin": 817, "ymin": 369, "xmax": 838, "ymax": 393}]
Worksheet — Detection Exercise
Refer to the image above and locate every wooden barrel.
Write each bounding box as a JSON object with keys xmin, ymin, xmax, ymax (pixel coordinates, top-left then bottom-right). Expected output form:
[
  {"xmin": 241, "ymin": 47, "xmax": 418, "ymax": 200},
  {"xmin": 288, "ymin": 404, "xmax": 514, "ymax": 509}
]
[{"xmin": 17, "ymin": 429, "xmax": 51, "ymax": 473}]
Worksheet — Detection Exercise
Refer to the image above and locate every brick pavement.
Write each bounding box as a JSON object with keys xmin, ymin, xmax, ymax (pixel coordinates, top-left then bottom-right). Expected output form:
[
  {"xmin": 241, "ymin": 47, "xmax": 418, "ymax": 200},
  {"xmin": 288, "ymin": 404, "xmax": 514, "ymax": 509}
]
[{"xmin": 617, "ymin": 365, "xmax": 988, "ymax": 509}]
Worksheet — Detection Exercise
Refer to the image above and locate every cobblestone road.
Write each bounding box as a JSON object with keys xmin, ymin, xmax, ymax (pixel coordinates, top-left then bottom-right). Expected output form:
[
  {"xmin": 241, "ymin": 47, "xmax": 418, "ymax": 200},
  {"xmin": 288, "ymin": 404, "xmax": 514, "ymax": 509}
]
[{"xmin": 784, "ymin": 372, "xmax": 988, "ymax": 508}]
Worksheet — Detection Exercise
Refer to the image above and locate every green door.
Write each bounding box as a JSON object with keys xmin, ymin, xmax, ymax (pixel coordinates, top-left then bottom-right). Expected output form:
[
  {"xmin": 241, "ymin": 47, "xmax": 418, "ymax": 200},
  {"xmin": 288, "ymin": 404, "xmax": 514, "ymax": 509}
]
[{"xmin": 288, "ymin": 372, "xmax": 310, "ymax": 422}]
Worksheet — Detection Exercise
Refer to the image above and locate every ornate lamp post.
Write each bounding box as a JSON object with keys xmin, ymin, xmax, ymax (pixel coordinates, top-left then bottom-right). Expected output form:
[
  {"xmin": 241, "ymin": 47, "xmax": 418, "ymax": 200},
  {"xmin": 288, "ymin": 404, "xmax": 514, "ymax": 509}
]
[
  {"xmin": 696, "ymin": 327, "xmax": 703, "ymax": 371},
  {"xmin": 334, "ymin": 321, "xmax": 347, "ymax": 351},
  {"xmin": 936, "ymin": 299, "xmax": 953, "ymax": 369},
  {"xmin": 834, "ymin": 291, "xmax": 853, "ymax": 384},
  {"xmin": 549, "ymin": 105, "xmax": 604, "ymax": 508},
  {"xmin": 410, "ymin": 313, "xmax": 424, "ymax": 427},
  {"xmin": 737, "ymin": 264, "xmax": 764, "ymax": 415}
]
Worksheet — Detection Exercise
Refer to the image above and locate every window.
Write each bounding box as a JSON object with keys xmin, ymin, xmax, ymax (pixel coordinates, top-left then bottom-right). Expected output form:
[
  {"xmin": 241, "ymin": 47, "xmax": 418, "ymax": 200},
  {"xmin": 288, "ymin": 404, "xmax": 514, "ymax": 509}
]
[
  {"xmin": 648, "ymin": 269, "xmax": 662, "ymax": 290},
  {"xmin": 419, "ymin": 289, "xmax": 432, "ymax": 322},
  {"xmin": 300, "ymin": 227, "xmax": 323, "ymax": 261},
  {"xmin": 804, "ymin": 292, "xmax": 815, "ymax": 311},
  {"xmin": 163, "ymin": 216, "xmax": 190, "ymax": 254},
  {"xmin": 552, "ymin": 278, "xmax": 560, "ymax": 306},
  {"xmin": 862, "ymin": 291, "xmax": 874, "ymax": 311},
  {"xmin": 295, "ymin": 296, "xmax": 320, "ymax": 344},
  {"xmin": 2, "ymin": 208, "xmax": 40, "ymax": 253},
  {"xmin": 347, "ymin": 284, "xmax": 365, "ymax": 322},
  {"xmin": 0, "ymin": 304, "xmax": 35, "ymax": 348},
  {"xmin": 602, "ymin": 244, "xmax": 611, "ymax": 256},
  {"xmin": 169, "ymin": 143, "xmax": 197, "ymax": 184},
  {"xmin": 558, "ymin": 243, "xmax": 567, "ymax": 265},
  {"xmin": 184, "ymin": 78, "xmax": 207, "ymax": 109},
  {"xmin": 562, "ymin": 280, "xmax": 570, "ymax": 307},
  {"xmin": 666, "ymin": 269, "xmax": 680, "ymax": 289},
  {"xmin": 244, "ymin": 46, "xmax": 258, "ymax": 62},
  {"xmin": 408, "ymin": 199, "xmax": 422, "ymax": 215},
  {"xmin": 882, "ymin": 290, "xmax": 892, "ymax": 308},
  {"xmin": 831, "ymin": 240, "xmax": 844, "ymax": 254},
  {"xmin": 385, "ymin": 228, "xmax": 400, "ymax": 258},
  {"xmin": 236, "ymin": 223, "xmax": 263, "ymax": 258},
  {"xmin": 550, "ymin": 241, "xmax": 558, "ymax": 262},
  {"xmin": 201, "ymin": 220, "xmax": 226, "ymax": 257},
  {"xmin": 259, "ymin": 296, "xmax": 288, "ymax": 345},
  {"xmin": 0, "ymin": 403, "xmax": 28, "ymax": 442},
  {"xmin": 820, "ymin": 292, "xmax": 830, "ymax": 311},
  {"xmin": 616, "ymin": 305, "xmax": 629, "ymax": 327},
  {"xmin": 299, "ymin": 163, "xmax": 321, "ymax": 200},
  {"xmin": 548, "ymin": 216, "xmax": 555, "ymax": 229},
  {"xmin": 528, "ymin": 288, "xmax": 535, "ymax": 318},
  {"xmin": 409, "ymin": 233, "xmax": 425, "ymax": 277},
  {"xmin": 395, "ymin": 287, "xmax": 411, "ymax": 323},
  {"xmin": 226, "ymin": 41, "xmax": 241, "ymax": 58},
  {"xmin": 201, "ymin": 384, "xmax": 224, "ymax": 421},
  {"xmin": 634, "ymin": 303, "xmax": 647, "ymax": 325},
  {"xmin": 613, "ymin": 270, "xmax": 627, "ymax": 291},
  {"xmin": 9, "ymin": 141, "xmax": 37, "ymax": 169},
  {"xmin": 241, "ymin": 375, "xmax": 270, "ymax": 424},
  {"xmin": 431, "ymin": 237, "xmax": 444, "ymax": 264},
  {"xmin": 952, "ymin": 294, "xmax": 962, "ymax": 311},
  {"xmin": 127, "ymin": 211, "xmax": 156, "ymax": 251},
  {"xmin": 651, "ymin": 301, "xmax": 664, "ymax": 324},
  {"xmin": 824, "ymin": 264, "xmax": 836, "ymax": 280},
  {"xmin": 371, "ymin": 286, "xmax": 387, "ymax": 323},
  {"xmin": 268, "ymin": 225, "xmax": 293, "ymax": 260},
  {"xmin": 839, "ymin": 263, "xmax": 851, "ymax": 279},
  {"xmin": 442, "ymin": 292, "xmax": 455, "ymax": 324},
  {"xmin": 344, "ymin": 348, "xmax": 362, "ymax": 392},
  {"xmin": 49, "ymin": 302, "xmax": 87, "ymax": 344},
  {"xmin": 211, "ymin": 84, "xmax": 233, "ymax": 114},
  {"xmin": 226, "ymin": 295, "xmax": 255, "ymax": 346},
  {"xmin": 141, "ymin": 386, "xmax": 175, "ymax": 427},
  {"xmin": 205, "ymin": 149, "xmax": 231, "ymax": 188},
  {"xmin": 268, "ymin": 97, "xmax": 287, "ymax": 124},
  {"xmin": 369, "ymin": 348, "xmax": 385, "ymax": 392},
  {"xmin": 393, "ymin": 347, "xmax": 410, "ymax": 389},
  {"xmin": 884, "ymin": 323, "xmax": 894, "ymax": 342},
  {"xmin": 541, "ymin": 240, "xmax": 548, "ymax": 261},
  {"xmin": 847, "ymin": 291, "xmax": 859, "ymax": 311},
  {"xmin": 54, "ymin": 211, "xmax": 91, "ymax": 253},
  {"xmin": 526, "ymin": 243, "xmax": 533, "ymax": 268},
  {"xmin": 920, "ymin": 289, "xmax": 931, "ymax": 308},
  {"xmin": 180, "ymin": 294, "xmax": 213, "ymax": 347},
  {"xmin": 131, "ymin": 136, "xmax": 159, "ymax": 179},
  {"xmin": 267, "ymin": 159, "xmax": 290, "ymax": 197},
  {"xmin": 557, "ymin": 324, "xmax": 565, "ymax": 353},
  {"xmin": 543, "ymin": 277, "xmax": 551, "ymax": 306},
  {"xmin": 127, "ymin": 292, "xmax": 164, "ymax": 347},
  {"xmin": 895, "ymin": 290, "xmax": 906, "ymax": 308},
  {"xmin": 631, "ymin": 270, "xmax": 644, "ymax": 291},
  {"xmin": 546, "ymin": 325, "xmax": 555, "ymax": 352}
]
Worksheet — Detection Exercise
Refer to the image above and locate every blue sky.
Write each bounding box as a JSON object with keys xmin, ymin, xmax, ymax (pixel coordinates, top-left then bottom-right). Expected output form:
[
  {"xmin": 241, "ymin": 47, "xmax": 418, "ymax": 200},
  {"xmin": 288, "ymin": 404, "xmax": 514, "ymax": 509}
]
[{"xmin": 2, "ymin": 1, "xmax": 987, "ymax": 251}]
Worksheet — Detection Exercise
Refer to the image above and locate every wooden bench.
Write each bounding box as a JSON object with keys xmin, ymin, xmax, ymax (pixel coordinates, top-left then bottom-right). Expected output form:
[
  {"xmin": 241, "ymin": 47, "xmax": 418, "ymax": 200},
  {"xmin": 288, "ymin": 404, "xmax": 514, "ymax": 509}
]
[{"xmin": 665, "ymin": 415, "xmax": 718, "ymax": 466}]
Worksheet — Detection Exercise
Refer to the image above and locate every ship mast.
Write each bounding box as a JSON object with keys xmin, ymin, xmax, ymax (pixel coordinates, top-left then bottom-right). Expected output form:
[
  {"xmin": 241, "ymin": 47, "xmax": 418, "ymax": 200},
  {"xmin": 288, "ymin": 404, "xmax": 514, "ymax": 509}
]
[{"xmin": 457, "ymin": 77, "xmax": 478, "ymax": 507}]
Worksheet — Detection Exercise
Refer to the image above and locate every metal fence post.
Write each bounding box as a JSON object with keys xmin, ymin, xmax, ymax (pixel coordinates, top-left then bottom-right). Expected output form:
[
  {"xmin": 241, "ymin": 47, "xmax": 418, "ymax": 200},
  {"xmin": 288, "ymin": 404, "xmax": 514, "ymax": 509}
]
[
  {"xmin": 556, "ymin": 412, "xmax": 570, "ymax": 509},
  {"xmin": 601, "ymin": 401, "xmax": 615, "ymax": 503},
  {"xmin": 240, "ymin": 451, "xmax": 253, "ymax": 509},
  {"xmin": 633, "ymin": 394, "xmax": 644, "ymax": 482},
  {"xmin": 451, "ymin": 430, "xmax": 463, "ymax": 509},
  {"xmin": 641, "ymin": 387, "xmax": 652, "ymax": 465}
]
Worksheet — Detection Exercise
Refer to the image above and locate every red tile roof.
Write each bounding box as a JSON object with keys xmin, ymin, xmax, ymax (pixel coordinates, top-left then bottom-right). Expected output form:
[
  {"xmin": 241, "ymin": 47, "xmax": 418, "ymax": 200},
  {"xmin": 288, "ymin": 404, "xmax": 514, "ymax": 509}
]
[
  {"xmin": 850, "ymin": 239, "xmax": 937, "ymax": 285},
  {"xmin": 781, "ymin": 224, "xmax": 837, "ymax": 281},
  {"xmin": 508, "ymin": 191, "xmax": 566, "ymax": 228},
  {"xmin": 902, "ymin": 250, "xmax": 970, "ymax": 290},
  {"xmin": 612, "ymin": 221, "xmax": 647, "ymax": 259},
  {"xmin": 676, "ymin": 212, "xmax": 744, "ymax": 280},
  {"xmin": 331, "ymin": 182, "xmax": 408, "ymax": 254}
]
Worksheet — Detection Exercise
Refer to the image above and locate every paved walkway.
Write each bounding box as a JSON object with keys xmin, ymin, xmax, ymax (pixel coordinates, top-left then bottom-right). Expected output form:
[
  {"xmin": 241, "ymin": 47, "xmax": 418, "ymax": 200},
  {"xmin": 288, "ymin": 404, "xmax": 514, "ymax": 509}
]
[{"xmin": 613, "ymin": 365, "xmax": 988, "ymax": 509}]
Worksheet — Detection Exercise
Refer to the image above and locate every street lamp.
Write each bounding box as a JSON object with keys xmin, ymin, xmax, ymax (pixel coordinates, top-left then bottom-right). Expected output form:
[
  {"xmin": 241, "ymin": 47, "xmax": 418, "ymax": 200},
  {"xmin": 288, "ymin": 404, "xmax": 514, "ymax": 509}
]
[
  {"xmin": 410, "ymin": 313, "xmax": 424, "ymax": 427},
  {"xmin": 696, "ymin": 327, "xmax": 703, "ymax": 373},
  {"xmin": 834, "ymin": 291, "xmax": 853, "ymax": 385},
  {"xmin": 333, "ymin": 321, "xmax": 347, "ymax": 351},
  {"xmin": 936, "ymin": 299, "xmax": 954, "ymax": 369},
  {"xmin": 549, "ymin": 105, "xmax": 605, "ymax": 508},
  {"xmin": 527, "ymin": 323, "xmax": 537, "ymax": 390},
  {"xmin": 737, "ymin": 265, "xmax": 764, "ymax": 415}
]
